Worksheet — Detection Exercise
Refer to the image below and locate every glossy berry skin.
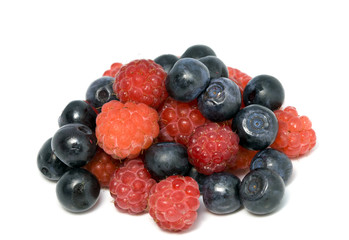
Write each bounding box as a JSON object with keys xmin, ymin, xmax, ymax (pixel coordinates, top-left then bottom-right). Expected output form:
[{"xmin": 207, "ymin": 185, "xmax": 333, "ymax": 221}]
[
  {"xmin": 243, "ymin": 74, "xmax": 285, "ymax": 111},
  {"xmin": 58, "ymin": 100, "xmax": 97, "ymax": 131},
  {"xmin": 51, "ymin": 123, "xmax": 97, "ymax": 168},
  {"xmin": 250, "ymin": 148, "xmax": 293, "ymax": 184},
  {"xmin": 198, "ymin": 77, "xmax": 241, "ymax": 122},
  {"xmin": 56, "ymin": 168, "xmax": 100, "ymax": 213},
  {"xmin": 154, "ymin": 54, "xmax": 179, "ymax": 73},
  {"xmin": 37, "ymin": 138, "xmax": 71, "ymax": 181},
  {"xmin": 232, "ymin": 104, "xmax": 278, "ymax": 151},
  {"xmin": 187, "ymin": 166, "xmax": 207, "ymax": 194},
  {"xmin": 202, "ymin": 172, "xmax": 241, "ymax": 214},
  {"xmin": 144, "ymin": 142, "xmax": 191, "ymax": 181},
  {"xmin": 240, "ymin": 168, "xmax": 285, "ymax": 215},
  {"xmin": 181, "ymin": 44, "xmax": 216, "ymax": 59},
  {"xmin": 199, "ymin": 56, "xmax": 228, "ymax": 79},
  {"xmin": 165, "ymin": 58, "xmax": 210, "ymax": 102},
  {"xmin": 86, "ymin": 76, "xmax": 118, "ymax": 112}
]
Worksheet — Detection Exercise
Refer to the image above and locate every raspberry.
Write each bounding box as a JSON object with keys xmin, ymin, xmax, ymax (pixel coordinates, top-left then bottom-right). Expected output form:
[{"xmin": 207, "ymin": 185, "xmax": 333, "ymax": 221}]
[
  {"xmin": 83, "ymin": 148, "xmax": 121, "ymax": 188},
  {"xmin": 103, "ymin": 62, "xmax": 123, "ymax": 78},
  {"xmin": 95, "ymin": 100, "xmax": 160, "ymax": 160},
  {"xmin": 271, "ymin": 106, "xmax": 316, "ymax": 158},
  {"xmin": 109, "ymin": 158, "xmax": 156, "ymax": 214},
  {"xmin": 227, "ymin": 67, "xmax": 252, "ymax": 108},
  {"xmin": 187, "ymin": 123, "xmax": 239, "ymax": 175},
  {"xmin": 158, "ymin": 97, "xmax": 209, "ymax": 146},
  {"xmin": 113, "ymin": 59, "xmax": 168, "ymax": 109},
  {"xmin": 226, "ymin": 145, "xmax": 258, "ymax": 171},
  {"xmin": 148, "ymin": 175, "xmax": 200, "ymax": 231}
]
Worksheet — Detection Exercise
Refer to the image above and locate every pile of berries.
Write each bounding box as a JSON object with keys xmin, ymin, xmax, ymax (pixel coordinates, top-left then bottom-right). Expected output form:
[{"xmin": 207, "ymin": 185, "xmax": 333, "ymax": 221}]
[{"xmin": 37, "ymin": 45, "xmax": 316, "ymax": 232}]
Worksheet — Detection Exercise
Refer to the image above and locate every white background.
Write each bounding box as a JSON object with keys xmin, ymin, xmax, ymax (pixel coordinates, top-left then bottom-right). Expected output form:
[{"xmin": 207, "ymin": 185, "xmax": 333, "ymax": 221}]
[{"xmin": 0, "ymin": 0, "xmax": 348, "ymax": 239}]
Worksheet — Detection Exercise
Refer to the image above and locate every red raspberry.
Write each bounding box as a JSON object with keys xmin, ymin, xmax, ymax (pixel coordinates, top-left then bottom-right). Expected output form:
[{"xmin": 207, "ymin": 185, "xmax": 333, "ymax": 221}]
[
  {"xmin": 113, "ymin": 59, "xmax": 168, "ymax": 109},
  {"xmin": 271, "ymin": 106, "xmax": 316, "ymax": 158},
  {"xmin": 109, "ymin": 158, "xmax": 156, "ymax": 214},
  {"xmin": 83, "ymin": 148, "xmax": 121, "ymax": 188},
  {"xmin": 158, "ymin": 97, "xmax": 209, "ymax": 146},
  {"xmin": 148, "ymin": 175, "xmax": 200, "ymax": 232},
  {"xmin": 187, "ymin": 123, "xmax": 239, "ymax": 175},
  {"xmin": 103, "ymin": 62, "xmax": 123, "ymax": 78},
  {"xmin": 95, "ymin": 100, "xmax": 159, "ymax": 160},
  {"xmin": 226, "ymin": 145, "xmax": 258, "ymax": 171}
]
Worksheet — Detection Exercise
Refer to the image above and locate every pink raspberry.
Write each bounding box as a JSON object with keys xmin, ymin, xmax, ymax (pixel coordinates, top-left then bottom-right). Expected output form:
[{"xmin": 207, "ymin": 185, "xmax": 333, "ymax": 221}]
[
  {"xmin": 148, "ymin": 175, "xmax": 200, "ymax": 232},
  {"xmin": 187, "ymin": 122, "xmax": 239, "ymax": 175},
  {"xmin": 109, "ymin": 158, "xmax": 156, "ymax": 214}
]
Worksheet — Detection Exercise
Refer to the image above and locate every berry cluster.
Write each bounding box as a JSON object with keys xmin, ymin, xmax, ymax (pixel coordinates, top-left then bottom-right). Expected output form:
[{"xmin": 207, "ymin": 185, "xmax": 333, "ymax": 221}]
[{"xmin": 37, "ymin": 44, "xmax": 316, "ymax": 232}]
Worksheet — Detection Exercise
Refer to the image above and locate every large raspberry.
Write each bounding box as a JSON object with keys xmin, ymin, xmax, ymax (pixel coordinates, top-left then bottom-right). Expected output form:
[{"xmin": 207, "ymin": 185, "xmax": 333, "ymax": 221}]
[
  {"xmin": 103, "ymin": 62, "xmax": 123, "ymax": 78},
  {"xmin": 271, "ymin": 106, "xmax": 316, "ymax": 158},
  {"xmin": 83, "ymin": 147, "xmax": 121, "ymax": 188},
  {"xmin": 148, "ymin": 175, "xmax": 200, "ymax": 232},
  {"xmin": 158, "ymin": 97, "xmax": 209, "ymax": 146},
  {"xmin": 113, "ymin": 59, "xmax": 168, "ymax": 109},
  {"xmin": 187, "ymin": 123, "xmax": 239, "ymax": 175},
  {"xmin": 109, "ymin": 159, "xmax": 156, "ymax": 214},
  {"xmin": 95, "ymin": 100, "xmax": 159, "ymax": 160}
]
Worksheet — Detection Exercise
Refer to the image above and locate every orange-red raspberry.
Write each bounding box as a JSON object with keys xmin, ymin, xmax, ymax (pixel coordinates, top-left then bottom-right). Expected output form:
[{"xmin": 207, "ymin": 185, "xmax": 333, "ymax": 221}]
[
  {"xmin": 158, "ymin": 97, "xmax": 209, "ymax": 146},
  {"xmin": 113, "ymin": 59, "xmax": 168, "ymax": 109},
  {"xmin": 109, "ymin": 158, "xmax": 156, "ymax": 214},
  {"xmin": 271, "ymin": 106, "xmax": 316, "ymax": 158},
  {"xmin": 103, "ymin": 62, "xmax": 123, "ymax": 78},
  {"xmin": 227, "ymin": 67, "xmax": 252, "ymax": 108},
  {"xmin": 226, "ymin": 145, "xmax": 258, "ymax": 171},
  {"xmin": 95, "ymin": 100, "xmax": 159, "ymax": 160},
  {"xmin": 148, "ymin": 175, "xmax": 200, "ymax": 232},
  {"xmin": 83, "ymin": 148, "xmax": 121, "ymax": 188},
  {"xmin": 187, "ymin": 123, "xmax": 240, "ymax": 175}
]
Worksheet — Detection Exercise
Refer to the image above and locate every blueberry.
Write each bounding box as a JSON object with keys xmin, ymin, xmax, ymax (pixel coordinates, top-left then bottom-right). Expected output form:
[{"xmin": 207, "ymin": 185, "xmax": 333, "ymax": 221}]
[
  {"xmin": 181, "ymin": 44, "xmax": 216, "ymax": 59},
  {"xmin": 85, "ymin": 76, "xmax": 118, "ymax": 112},
  {"xmin": 199, "ymin": 56, "xmax": 228, "ymax": 79},
  {"xmin": 243, "ymin": 74, "xmax": 285, "ymax": 110},
  {"xmin": 56, "ymin": 168, "xmax": 100, "ymax": 213},
  {"xmin": 187, "ymin": 165, "xmax": 208, "ymax": 194},
  {"xmin": 232, "ymin": 104, "xmax": 278, "ymax": 150},
  {"xmin": 37, "ymin": 138, "xmax": 71, "ymax": 181},
  {"xmin": 154, "ymin": 54, "xmax": 179, "ymax": 73},
  {"xmin": 144, "ymin": 142, "xmax": 191, "ymax": 181},
  {"xmin": 198, "ymin": 77, "xmax": 241, "ymax": 122},
  {"xmin": 58, "ymin": 100, "xmax": 97, "ymax": 130},
  {"xmin": 240, "ymin": 168, "xmax": 285, "ymax": 215},
  {"xmin": 51, "ymin": 123, "xmax": 97, "ymax": 168},
  {"xmin": 202, "ymin": 172, "xmax": 241, "ymax": 214},
  {"xmin": 165, "ymin": 58, "xmax": 210, "ymax": 102},
  {"xmin": 250, "ymin": 148, "xmax": 293, "ymax": 184}
]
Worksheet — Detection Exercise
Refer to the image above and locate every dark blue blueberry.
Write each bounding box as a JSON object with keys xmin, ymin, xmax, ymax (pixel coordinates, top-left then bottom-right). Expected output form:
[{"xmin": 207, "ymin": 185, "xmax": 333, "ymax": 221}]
[
  {"xmin": 187, "ymin": 165, "xmax": 208, "ymax": 194},
  {"xmin": 202, "ymin": 172, "xmax": 241, "ymax": 214},
  {"xmin": 85, "ymin": 76, "xmax": 118, "ymax": 112},
  {"xmin": 144, "ymin": 142, "xmax": 191, "ymax": 181},
  {"xmin": 250, "ymin": 148, "xmax": 293, "ymax": 184},
  {"xmin": 240, "ymin": 168, "xmax": 285, "ymax": 215},
  {"xmin": 165, "ymin": 58, "xmax": 210, "ymax": 102},
  {"xmin": 243, "ymin": 74, "xmax": 285, "ymax": 110},
  {"xmin": 37, "ymin": 138, "xmax": 71, "ymax": 181},
  {"xmin": 181, "ymin": 44, "xmax": 216, "ymax": 59},
  {"xmin": 232, "ymin": 104, "xmax": 278, "ymax": 150},
  {"xmin": 199, "ymin": 56, "xmax": 228, "ymax": 79},
  {"xmin": 51, "ymin": 123, "xmax": 97, "ymax": 168},
  {"xmin": 198, "ymin": 77, "xmax": 241, "ymax": 122},
  {"xmin": 154, "ymin": 54, "xmax": 179, "ymax": 73},
  {"xmin": 56, "ymin": 168, "xmax": 100, "ymax": 213},
  {"xmin": 58, "ymin": 100, "xmax": 97, "ymax": 130}
]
